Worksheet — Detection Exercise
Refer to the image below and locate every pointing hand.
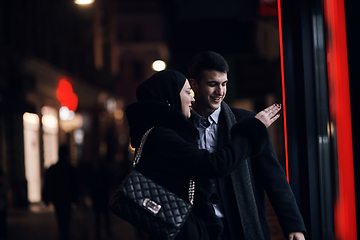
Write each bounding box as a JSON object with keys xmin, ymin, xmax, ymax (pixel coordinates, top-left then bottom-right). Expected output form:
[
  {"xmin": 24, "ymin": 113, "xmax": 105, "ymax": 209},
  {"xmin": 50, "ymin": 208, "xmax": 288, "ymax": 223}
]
[{"xmin": 255, "ymin": 103, "xmax": 282, "ymax": 128}]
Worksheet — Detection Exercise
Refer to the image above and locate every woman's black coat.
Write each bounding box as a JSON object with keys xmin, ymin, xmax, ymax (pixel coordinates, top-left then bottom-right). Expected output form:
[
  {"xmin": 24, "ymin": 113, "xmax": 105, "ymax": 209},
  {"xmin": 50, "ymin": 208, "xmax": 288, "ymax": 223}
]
[{"xmin": 125, "ymin": 101, "xmax": 270, "ymax": 240}]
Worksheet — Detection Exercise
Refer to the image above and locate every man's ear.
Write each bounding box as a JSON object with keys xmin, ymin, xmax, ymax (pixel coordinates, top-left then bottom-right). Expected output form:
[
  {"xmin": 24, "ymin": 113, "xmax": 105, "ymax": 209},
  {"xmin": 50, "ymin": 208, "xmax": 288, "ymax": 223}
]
[{"xmin": 189, "ymin": 78, "xmax": 198, "ymax": 91}]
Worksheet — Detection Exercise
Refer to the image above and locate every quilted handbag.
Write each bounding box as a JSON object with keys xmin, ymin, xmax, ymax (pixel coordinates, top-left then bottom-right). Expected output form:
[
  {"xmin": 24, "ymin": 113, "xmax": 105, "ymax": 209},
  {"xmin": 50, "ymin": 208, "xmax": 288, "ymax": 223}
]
[{"xmin": 109, "ymin": 127, "xmax": 195, "ymax": 240}]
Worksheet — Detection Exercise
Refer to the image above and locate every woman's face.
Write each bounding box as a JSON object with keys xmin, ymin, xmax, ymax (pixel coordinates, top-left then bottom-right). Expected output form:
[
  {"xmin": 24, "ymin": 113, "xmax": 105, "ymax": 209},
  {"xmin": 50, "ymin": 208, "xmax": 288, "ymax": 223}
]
[{"xmin": 180, "ymin": 79, "xmax": 195, "ymax": 118}]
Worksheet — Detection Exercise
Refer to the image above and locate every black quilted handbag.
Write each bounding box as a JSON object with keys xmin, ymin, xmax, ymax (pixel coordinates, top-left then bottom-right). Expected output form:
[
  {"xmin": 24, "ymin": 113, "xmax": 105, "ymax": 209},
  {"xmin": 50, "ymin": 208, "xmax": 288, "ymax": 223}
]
[{"xmin": 109, "ymin": 127, "xmax": 195, "ymax": 240}]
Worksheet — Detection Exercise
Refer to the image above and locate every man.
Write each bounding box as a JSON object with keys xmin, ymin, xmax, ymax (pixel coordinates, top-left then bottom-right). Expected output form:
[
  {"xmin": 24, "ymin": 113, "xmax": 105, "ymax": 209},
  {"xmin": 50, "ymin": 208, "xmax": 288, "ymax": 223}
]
[{"xmin": 188, "ymin": 51, "xmax": 306, "ymax": 240}]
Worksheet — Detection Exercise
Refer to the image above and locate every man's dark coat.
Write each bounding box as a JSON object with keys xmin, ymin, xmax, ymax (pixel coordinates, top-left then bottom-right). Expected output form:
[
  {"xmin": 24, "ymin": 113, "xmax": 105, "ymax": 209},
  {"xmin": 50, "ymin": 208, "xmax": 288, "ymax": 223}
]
[{"xmin": 216, "ymin": 103, "xmax": 306, "ymax": 240}]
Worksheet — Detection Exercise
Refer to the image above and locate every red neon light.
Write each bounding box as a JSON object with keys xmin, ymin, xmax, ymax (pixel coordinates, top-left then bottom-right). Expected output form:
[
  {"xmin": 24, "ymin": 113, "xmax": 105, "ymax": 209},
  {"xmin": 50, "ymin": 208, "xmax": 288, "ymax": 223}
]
[
  {"xmin": 277, "ymin": 0, "xmax": 289, "ymax": 181},
  {"xmin": 323, "ymin": 0, "xmax": 357, "ymax": 239},
  {"xmin": 259, "ymin": 0, "xmax": 278, "ymax": 17},
  {"xmin": 56, "ymin": 79, "xmax": 78, "ymax": 111}
]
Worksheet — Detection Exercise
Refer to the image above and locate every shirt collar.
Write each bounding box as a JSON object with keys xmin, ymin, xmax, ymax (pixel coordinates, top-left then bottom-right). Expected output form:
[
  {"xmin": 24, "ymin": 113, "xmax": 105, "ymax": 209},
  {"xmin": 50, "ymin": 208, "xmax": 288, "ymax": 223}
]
[
  {"xmin": 192, "ymin": 106, "xmax": 221, "ymax": 126},
  {"xmin": 209, "ymin": 106, "xmax": 221, "ymax": 124}
]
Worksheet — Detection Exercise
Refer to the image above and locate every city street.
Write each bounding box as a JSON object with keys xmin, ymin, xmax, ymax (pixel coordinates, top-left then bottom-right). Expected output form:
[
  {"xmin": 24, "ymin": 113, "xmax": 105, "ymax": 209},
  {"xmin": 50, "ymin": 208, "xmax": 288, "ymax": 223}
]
[{"xmin": 6, "ymin": 202, "xmax": 146, "ymax": 240}]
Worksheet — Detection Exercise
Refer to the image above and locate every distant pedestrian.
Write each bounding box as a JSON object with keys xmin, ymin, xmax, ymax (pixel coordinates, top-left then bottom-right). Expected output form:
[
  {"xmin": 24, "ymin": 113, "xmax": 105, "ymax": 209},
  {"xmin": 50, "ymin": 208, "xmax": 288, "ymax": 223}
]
[
  {"xmin": 89, "ymin": 161, "xmax": 112, "ymax": 240},
  {"xmin": 42, "ymin": 145, "xmax": 79, "ymax": 240},
  {"xmin": 0, "ymin": 167, "xmax": 8, "ymax": 240}
]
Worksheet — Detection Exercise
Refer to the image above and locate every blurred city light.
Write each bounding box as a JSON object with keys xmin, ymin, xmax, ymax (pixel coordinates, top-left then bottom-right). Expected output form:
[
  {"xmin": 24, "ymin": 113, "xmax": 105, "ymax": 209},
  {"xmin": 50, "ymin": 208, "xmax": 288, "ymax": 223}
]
[
  {"xmin": 59, "ymin": 114, "xmax": 83, "ymax": 133},
  {"xmin": 74, "ymin": 129, "xmax": 85, "ymax": 144},
  {"xmin": 41, "ymin": 106, "xmax": 59, "ymax": 169},
  {"xmin": 23, "ymin": 112, "xmax": 41, "ymax": 203},
  {"xmin": 59, "ymin": 106, "xmax": 75, "ymax": 120},
  {"xmin": 152, "ymin": 60, "xmax": 166, "ymax": 71},
  {"xmin": 105, "ymin": 97, "xmax": 116, "ymax": 113},
  {"xmin": 75, "ymin": 0, "xmax": 94, "ymax": 5},
  {"xmin": 23, "ymin": 112, "xmax": 40, "ymax": 125},
  {"xmin": 98, "ymin": 92, "xmax": 108, "ymax": 104},
  {"xmin": 114, "ymin": 109, "xmax": 124, "ymax": 120},
  {"xmin": 57, "ymin": 78, "xmax": 78, "ymax": 112},
  {"xmin": 42, "ymin": 114, "xmax": 58, "ymax": 129},
  {"xmin": 128, "ymin": 142, "xmax": 135, "ymax": 153}
]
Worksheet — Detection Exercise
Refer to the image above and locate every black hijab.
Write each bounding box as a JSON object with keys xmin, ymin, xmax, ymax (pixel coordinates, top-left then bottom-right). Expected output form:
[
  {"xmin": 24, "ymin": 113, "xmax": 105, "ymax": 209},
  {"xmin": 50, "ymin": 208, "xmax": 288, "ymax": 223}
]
[{"xmin": 136, "ymin": 70, "xmax": 186, "ymax": 114}]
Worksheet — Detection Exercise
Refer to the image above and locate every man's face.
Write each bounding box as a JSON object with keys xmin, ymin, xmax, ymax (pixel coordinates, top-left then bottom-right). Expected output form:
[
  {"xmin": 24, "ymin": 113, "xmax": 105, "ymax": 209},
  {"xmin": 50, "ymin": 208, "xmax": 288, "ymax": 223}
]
[{"xmin": 190, "ymin": 70, "xmax": 228, "ymax": 118}]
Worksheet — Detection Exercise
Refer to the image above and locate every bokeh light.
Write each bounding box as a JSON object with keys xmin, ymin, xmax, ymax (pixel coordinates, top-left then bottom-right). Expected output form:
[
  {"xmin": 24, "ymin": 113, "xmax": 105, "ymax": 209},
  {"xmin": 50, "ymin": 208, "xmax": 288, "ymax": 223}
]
[
  {"xmin": 152, "ymin": 60, "xmax": 166, "ymax": 71},
  {"xmin": 75, "ymin": 0, "xmax": 94, "ymax": 5}
]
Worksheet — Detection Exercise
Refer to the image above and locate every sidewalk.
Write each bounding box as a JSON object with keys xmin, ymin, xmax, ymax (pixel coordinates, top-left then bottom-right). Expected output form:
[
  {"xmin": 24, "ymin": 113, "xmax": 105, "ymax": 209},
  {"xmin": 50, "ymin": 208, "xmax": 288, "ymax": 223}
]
[{"xmin": 6, "ymin": 202, "xmax": 146, "ymax": 240}]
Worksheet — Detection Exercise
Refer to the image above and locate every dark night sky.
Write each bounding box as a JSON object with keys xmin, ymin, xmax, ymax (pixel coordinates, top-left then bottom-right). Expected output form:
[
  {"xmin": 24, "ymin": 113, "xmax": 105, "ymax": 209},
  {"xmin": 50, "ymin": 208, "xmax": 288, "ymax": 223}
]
[
  {"xmin": 158, "ymin": 0, "xmax": 262, "ymax": 75},
  {"xmin": 173, "ymin": 0, "xmax": 257, "ymax": 20}
]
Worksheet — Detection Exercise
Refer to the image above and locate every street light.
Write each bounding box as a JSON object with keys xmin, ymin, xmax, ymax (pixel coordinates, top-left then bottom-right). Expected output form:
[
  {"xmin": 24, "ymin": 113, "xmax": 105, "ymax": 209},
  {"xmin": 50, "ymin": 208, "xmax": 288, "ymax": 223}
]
[
  {"xmin": 152, "ymin": 60, "xmax": 166, "ymax": 71},
  {"xmin": 75, "ymin": 0, "xmax": 94, "ymax": 5}
]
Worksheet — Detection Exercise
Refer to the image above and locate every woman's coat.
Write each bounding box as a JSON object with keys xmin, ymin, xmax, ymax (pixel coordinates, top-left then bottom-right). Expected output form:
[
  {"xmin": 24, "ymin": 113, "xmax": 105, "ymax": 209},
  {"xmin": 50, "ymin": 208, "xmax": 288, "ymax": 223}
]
[{"xmin": 125, "ymin": 100, "xmax": 270, "ymax": 240}]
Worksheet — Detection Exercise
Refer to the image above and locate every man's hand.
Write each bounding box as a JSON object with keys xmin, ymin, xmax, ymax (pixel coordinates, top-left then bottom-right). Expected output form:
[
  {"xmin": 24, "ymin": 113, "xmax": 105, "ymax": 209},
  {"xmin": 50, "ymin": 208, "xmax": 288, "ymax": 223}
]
[
  {"xmin": 289, "ymin": 232, "xmax": 305, "ymax": 240},
  {"xmin": 255, "ymin": 103, "xmax": 282, "ymax": 128}
]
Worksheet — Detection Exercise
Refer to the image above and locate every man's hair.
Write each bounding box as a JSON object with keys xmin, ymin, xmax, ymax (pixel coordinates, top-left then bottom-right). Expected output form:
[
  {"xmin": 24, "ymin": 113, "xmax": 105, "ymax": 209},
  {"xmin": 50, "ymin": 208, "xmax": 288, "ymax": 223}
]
[{"xmin": 188, "ymin": 51, "xmax": 229, "ymax": 83}]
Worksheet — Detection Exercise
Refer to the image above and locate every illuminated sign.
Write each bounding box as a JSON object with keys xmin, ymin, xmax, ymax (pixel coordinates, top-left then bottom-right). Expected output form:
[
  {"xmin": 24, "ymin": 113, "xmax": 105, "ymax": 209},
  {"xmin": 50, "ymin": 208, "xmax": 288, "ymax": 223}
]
[{"xmin": 56, "ymin": 79, "xmax": 78, "ymax": 111}]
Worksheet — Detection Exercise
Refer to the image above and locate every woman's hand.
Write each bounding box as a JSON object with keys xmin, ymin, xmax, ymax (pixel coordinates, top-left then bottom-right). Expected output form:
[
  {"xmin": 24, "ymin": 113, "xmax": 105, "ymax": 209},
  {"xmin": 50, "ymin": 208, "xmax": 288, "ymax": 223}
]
[
  {"xmin": 289, "ymin": 232, "xmax": 305, "ymax": 240},
  {"xmin": 255, "ymin": 103, "xmax": 282, "ymax": 128}
]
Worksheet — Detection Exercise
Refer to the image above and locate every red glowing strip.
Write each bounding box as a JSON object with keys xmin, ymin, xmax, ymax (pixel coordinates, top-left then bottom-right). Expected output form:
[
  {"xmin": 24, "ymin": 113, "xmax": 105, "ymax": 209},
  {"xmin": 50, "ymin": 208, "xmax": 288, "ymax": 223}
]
[
  {"xmin": 277, "ymin": 0, "xmax": 289, "ymax": 181},
  {"xmin": 323, "ymin": 0, "xmax": 357, "ymax": 239}
]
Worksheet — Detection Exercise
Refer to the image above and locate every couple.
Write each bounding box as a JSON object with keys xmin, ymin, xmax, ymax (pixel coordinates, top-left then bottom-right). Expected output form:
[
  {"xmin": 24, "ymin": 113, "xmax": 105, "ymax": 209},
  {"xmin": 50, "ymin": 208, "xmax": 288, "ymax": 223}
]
[{"xmin": 124, "ymin": 51, "xmax": 306, "ymax": 240}]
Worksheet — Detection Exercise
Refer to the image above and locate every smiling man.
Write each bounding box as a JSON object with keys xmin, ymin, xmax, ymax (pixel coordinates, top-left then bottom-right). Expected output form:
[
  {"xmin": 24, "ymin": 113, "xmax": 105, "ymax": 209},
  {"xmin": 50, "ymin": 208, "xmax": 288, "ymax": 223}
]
[
  {"xmin": 191, "ymin": 69, "xmax": 228, "ymax": 118},
  {"xmin": 188, "ymin": 51, "xmax": 306, "ymax": 240}
]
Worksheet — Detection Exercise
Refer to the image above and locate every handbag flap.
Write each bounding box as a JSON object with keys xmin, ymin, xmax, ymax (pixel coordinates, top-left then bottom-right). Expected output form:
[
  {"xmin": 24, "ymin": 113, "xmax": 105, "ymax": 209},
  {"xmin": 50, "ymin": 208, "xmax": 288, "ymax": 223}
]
[{"xmin": 120, "ymin": 170, "xmax": 192, "ymax": 228}]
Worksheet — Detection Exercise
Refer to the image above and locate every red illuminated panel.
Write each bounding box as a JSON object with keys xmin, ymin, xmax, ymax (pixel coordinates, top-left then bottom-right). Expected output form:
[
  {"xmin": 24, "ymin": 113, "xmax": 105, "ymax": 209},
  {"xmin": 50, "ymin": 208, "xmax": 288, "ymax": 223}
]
[
  {"xmin": 323, "ymin": 0, "xmax": 357, "ymax": 239},
  {"xmin": 56, "ymin": 79, "xmax": 78, "ymax": 111},
  {"xmin": 276, "ymin": 0, "xmax": 289, "ymax": 181},
  {"xmin": 259, "ymin": 0, "xmax": 278, "ymax": 17}
]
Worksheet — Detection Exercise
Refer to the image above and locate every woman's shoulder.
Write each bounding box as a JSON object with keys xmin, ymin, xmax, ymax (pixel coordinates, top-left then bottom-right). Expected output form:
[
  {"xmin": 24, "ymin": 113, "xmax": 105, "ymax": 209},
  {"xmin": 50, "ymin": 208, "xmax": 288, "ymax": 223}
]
[
  {"xmin": 153, "ymin": 119, "xmax": 198, "ymax": 146},
  {"xmin": 150, "ymin": 126, "xmax": 175, "ymax": 136},
  {"xmin": 140, "ymin": 125, "xmax": 198, "ymax": 152},
  {"xmin": 149, "ymin": 125, "xmax": 194, "ymax": 141}
]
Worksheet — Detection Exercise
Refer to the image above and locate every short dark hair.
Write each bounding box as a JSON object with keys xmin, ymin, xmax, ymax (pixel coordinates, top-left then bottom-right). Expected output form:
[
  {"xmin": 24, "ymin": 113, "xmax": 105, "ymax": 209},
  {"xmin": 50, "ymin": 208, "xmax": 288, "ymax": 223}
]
[{"xmin": 188, "ymin": 51, "xmax": 229, "ymax": 83}]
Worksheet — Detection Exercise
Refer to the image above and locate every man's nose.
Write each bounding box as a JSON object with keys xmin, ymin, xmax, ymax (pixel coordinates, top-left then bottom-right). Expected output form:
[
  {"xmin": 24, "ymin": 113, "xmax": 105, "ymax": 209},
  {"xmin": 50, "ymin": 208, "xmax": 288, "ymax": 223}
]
[{"xmin": 216, "ymin": 85, "xmax": 225, "ymax": 95}]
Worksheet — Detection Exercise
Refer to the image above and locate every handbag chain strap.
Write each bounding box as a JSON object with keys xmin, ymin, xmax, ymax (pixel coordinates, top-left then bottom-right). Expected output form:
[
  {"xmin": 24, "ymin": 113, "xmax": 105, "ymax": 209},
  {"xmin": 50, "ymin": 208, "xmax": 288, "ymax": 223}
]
[
  {"xmin": 133, "ymin": 126, "xmax": 195, "ymax": 205},
  {"xmin": 133, "ymin": 127, "xmax": 154, "ymax": 166},
  {"xmin": 188, "ymin": 180, "xmax": 195, "ymax": 205}
]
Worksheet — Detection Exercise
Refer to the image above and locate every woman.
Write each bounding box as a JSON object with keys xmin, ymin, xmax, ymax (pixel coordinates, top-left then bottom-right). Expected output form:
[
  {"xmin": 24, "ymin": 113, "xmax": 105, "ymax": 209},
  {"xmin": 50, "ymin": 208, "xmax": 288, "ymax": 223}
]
[{"xmin": 125, "ymin": 70, "xmax": 280, "ymax": 240}]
